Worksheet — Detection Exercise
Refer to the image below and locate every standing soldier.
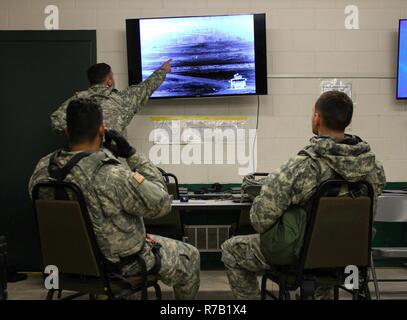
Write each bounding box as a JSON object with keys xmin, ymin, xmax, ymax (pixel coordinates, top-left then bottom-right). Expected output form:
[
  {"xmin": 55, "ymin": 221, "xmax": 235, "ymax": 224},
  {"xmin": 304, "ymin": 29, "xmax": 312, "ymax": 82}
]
[
  {"xmin": 50, "ymin": 59, "xmax": 172, "ymax": 134},
  {"xmin": 31, "ymin": 98, "xmax": 200, "ymax": 299},
  {"xmin": 221, "ymin": 91, "xmax": 386, "ymax": 299}
]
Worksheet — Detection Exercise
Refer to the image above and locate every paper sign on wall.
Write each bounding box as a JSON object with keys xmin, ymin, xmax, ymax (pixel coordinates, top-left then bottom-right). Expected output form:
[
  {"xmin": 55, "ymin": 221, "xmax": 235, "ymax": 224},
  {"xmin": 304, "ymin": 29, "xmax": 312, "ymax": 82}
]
[
  {"xmin": 150, "ymin": 116, "xmax": 248, "ymax": 145},
  {"xmin": 321, "ymin": 79, "xmax": 352, "ymax": 98}
]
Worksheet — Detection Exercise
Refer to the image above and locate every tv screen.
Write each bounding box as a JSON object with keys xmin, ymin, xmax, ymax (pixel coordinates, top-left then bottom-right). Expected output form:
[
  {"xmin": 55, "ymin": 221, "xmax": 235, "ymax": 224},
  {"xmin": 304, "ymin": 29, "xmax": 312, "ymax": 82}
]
[
  {"xmin": 126, "ymin": 14, "xmax": 268, "ymax": 99},
  {"xmin": 397, "ymin": 19, "xmax": 407, "ymax": 99}
]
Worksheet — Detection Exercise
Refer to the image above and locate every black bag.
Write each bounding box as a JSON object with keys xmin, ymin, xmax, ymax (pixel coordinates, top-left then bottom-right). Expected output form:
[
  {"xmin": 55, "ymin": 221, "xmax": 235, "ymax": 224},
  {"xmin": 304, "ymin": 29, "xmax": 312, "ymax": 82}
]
[{"xmin": 0, "ymin": 235, "xmax": 7, "ymax": 300}]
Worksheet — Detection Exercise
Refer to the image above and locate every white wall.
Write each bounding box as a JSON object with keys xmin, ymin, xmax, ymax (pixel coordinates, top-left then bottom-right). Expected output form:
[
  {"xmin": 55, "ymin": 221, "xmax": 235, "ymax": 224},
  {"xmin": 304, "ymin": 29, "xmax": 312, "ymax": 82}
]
[{"xmin": 1, "ymin": 0, "xmax": 407, "ymax": 183}]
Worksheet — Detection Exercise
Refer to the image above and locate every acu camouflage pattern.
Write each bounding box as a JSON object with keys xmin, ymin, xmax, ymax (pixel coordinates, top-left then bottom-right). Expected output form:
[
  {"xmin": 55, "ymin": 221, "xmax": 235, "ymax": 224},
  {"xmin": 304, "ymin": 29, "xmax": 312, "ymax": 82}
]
[
  {"xmin": 29, "ymin": 148, "xmax": 200, "ymax": 299},
  {"xmin": 123, "ymin": 234, "xmax": 200, "ymax": 300},
  {"xmin": 241, "ymin": 174, "xmax": 266, "ymax": 201},
  {"xmin": 50, "ymin": 69, "xmax": 167, "ymax": 134},
  {"xmin": 222, "ymin": 135, "xmax": 386, "ymax": 299},
  {"xmin": 250, "ymin": 135, "xmax": 386, "ymax": 234}
]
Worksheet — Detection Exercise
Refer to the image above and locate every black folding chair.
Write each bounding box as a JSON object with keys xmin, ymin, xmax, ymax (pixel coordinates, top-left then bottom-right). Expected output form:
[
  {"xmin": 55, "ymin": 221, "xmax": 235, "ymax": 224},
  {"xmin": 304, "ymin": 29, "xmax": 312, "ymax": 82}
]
[
  {"xmin": 32, "ymin": 181, "xmax": 161, "ymax": 300},
  {"xmin": 261, "ymin": 180, "xmax": 374, "ymax": 300},
  {"xmin": 161, "ymin": 171, "xmax": 180, "ymax": 200}
]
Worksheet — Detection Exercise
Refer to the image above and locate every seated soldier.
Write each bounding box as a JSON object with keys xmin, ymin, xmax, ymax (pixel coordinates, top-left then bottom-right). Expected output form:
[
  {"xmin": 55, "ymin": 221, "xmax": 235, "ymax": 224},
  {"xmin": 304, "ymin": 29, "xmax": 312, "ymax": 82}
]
[
  {"xmin": 29, "ymin": 98, "xmax": 200, "ymax": 300},
  {"xmin": 221, "ymin": 91, "xmax": 386, "ymax": 299}
]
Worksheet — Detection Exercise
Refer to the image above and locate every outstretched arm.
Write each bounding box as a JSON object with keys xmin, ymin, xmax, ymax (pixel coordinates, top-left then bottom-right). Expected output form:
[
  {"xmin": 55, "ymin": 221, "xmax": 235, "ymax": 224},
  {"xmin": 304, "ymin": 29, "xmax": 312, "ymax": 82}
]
[{"xmin": 118, "ymin": 60, "xmax": 172, "ymax": 127}]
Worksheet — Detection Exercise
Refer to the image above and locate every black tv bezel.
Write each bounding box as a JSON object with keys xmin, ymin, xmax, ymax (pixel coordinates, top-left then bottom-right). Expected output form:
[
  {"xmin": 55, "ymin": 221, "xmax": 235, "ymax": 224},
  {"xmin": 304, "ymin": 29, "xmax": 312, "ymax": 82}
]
[
  {"xmin": 397, "ymin": 19, "xmax": 407, "ymax": 100},
  {"xmin": 125, "ymin": 13, "xmax": 268, "ymax": 100}
]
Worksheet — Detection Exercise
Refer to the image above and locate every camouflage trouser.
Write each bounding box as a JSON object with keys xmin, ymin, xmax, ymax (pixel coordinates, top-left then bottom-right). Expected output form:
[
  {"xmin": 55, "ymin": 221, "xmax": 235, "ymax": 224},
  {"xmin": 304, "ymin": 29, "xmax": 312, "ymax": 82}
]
[
  {"xmin": 221, "ymin": 234, "xmax": 269, "ymax": 299},
  {"xmin": 221, "ymin": 234, "xmax": 333, "ymax": 300},
  {"xmin": 122, "ymin": 234, "xmax": 200, "ymax": 300}
]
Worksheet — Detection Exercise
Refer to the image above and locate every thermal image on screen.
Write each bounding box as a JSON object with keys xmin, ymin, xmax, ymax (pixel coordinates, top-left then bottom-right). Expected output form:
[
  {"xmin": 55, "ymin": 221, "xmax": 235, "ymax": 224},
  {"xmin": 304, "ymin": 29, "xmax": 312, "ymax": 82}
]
[
  {"xmin": 139, "ymin": 15, "xmax": 256, "ymax": 98},
  {"xmin": 398, "ymin": 20, "xmax": 407, "ymax": 98}
]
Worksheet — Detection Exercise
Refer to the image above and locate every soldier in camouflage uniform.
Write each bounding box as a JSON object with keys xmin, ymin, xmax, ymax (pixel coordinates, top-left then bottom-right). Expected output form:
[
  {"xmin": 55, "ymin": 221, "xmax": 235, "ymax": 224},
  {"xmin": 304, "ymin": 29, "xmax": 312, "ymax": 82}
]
[
  {"xmin": 50, "ymin": 60, "xmax": 172, "ymax": 134},
  {"xmin": 221, "ymin": 91, "xmax": 386, "ymax": 299},
  {"xmin": 30, "ymin": 98, "xmax": 200, "ymax": 300}
]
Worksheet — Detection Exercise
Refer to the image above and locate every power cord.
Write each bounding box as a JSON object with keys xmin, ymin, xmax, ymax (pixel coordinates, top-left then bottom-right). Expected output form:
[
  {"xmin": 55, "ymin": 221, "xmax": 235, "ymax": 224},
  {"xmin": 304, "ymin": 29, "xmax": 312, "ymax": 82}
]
[{"xmin": 252, "ymin": 95, "xmax": 260, "ymax": 173}]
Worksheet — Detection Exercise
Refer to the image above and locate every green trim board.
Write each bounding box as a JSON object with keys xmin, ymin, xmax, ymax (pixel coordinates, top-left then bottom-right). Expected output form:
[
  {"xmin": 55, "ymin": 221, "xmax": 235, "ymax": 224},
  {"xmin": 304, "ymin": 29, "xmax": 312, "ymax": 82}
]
[
  {"xmin": 384, "ymin": 182, "xmax": 407, "ymax": 190},
  {"xmin": 179, "ymin": 183, "xmax": 241, "ymax": 192},
  {"xmin": 181, "ymin": 182, "xmax": 407, "ymax": 191}
]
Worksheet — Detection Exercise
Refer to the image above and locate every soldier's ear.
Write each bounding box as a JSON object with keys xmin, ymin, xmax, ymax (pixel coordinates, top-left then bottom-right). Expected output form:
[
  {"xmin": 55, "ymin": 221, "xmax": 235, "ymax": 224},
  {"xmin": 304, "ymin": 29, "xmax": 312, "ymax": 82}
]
[
  {"xmin": 106, "ymin": 73, "xmax": 114, "ymax": 87},
  {"xmin": 98, "ymin": 125, "xmax": 105, "ymax": 137},
  {"xmin": 64, "ymin": 128, "xmax": 69, "ymax": 139},
  {"xmin": 314, "ymin": 112, "xmax": 322, "ymax": 125}
]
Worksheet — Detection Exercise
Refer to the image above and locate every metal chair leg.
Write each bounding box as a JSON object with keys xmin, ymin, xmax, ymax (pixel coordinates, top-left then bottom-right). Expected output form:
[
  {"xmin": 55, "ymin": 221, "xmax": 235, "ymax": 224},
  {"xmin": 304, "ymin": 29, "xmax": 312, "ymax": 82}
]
[
  {"xmin": 362, "ymin": 268, "xmax": 371, "ymax": 300},
  {"xmin": 46, "ymin": 289, "xmax": 55, "ymax": 300},
  {"xmin": 300, "ymin": 280, "xmax": 315, "ymax": 300},
  {"xmin": 260, "ymin": 275, "xmax": 267, "ymax": 300},
  {"xmin": 278, "ymin": 280, "xmax": 285, "ymax": 300},
  {"xmin": 140, "ymin": 286, "xmax": 148, "ymax": 300},
  {"xmin": 278, "ymin": 276, "xmax": 290, "ymax": 300},
  {"xmin": 153, "ymin": 283, "xmax": 162, "ymax": 300},
  {"xmin": 334, "ymin": 286, "xmax": 339, "ymax": 300},
  {"xmin": 363, "ymin": 282, "xmax": 371, "ymax": 300},
  {"xmin": 352, "ymin": 288, "xmax": 360, "ymax": 300},
  {"xmin": 370, "ymin": 254, "xmax": 381, "ymax": 300}
]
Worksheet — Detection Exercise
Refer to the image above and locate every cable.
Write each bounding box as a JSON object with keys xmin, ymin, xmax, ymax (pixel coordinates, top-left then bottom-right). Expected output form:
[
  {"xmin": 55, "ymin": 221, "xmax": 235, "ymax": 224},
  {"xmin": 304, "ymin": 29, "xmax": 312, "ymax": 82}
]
[
  {"xmin": 256, "ymin": 95, "xmax": 260, "ymax": 130},
  {"xmin": 251, "ymin": 95, "xmax": 260, "ymax": 173}
]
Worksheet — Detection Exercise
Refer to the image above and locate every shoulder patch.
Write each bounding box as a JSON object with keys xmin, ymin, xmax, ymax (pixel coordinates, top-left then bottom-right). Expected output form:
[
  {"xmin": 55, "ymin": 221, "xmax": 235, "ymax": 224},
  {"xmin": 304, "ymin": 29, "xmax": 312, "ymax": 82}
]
[{"xmin": 132, "ymin": 171, "xmax": 145, "ymax": 184}]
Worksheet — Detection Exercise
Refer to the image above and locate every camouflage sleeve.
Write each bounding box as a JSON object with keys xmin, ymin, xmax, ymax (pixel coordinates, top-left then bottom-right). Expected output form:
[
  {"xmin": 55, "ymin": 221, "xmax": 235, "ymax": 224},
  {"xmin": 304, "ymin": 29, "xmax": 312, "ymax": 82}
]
[
  {"xmin": 375, "ymin": 161, "xmax": 386, "ymax": 194},
  {"xmin": 50, "ymin": 97, "xmax": 73, "ymax": 134},
  {"xmin": 28, "ymin": 166, "xmax": 41, "ymax": 200},
  {"xmin": 250, "ymin": 156, "xmax": 319, "ymax": 234},
  {"xmin": 97, "ymin": 162, "xmax": 171, "ymax": 219},
  {"xmin": 28, "ymin": 155, "xmax": 52, "ymax": 200},
  {"xmin": 368, "ymin": 160, "xmax": 386, "ymax": 202},
  {"xmin": 118, "ymin": 68, "xmax": 167, "ymax": 127},
  {"xmin": 242, "ymin": 174, "xmax": 266, "ymax": 189},
  {"xmin": 126, "ymin": 152, "xmax": 167, "ymax": 190}
]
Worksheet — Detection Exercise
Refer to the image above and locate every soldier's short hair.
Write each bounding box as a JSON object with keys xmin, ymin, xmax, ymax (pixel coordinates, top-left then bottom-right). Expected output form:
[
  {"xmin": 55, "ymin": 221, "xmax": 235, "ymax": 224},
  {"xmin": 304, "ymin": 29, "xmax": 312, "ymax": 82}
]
[
  {"xmin": 87, "ymin": 63, "xmax": 112, "ymax": 85},
  {"xmin": 66, "ymin": 98, "xmax": 103, "ymax": 144},
  {"xmin": 315, "ymin": 91, "xmax": 353, "ymax": 131}
]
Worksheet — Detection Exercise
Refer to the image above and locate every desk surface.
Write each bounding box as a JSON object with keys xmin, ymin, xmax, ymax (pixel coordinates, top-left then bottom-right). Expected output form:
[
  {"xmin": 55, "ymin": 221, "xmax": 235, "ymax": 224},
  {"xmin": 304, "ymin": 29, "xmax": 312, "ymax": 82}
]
[{"xmin": 171, "ymin": 199, "xmax": 251, "ymax": 210}]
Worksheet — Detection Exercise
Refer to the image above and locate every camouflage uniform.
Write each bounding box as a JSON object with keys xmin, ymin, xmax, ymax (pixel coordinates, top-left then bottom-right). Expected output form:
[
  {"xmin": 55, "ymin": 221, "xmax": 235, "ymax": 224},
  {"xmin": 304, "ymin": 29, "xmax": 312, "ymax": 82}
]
[
  {"xmin": 221, "ymin": 135, "xmax": 386, "ymax": 299},
  {"xmin": 29, "ymin": 148, "xmax": 200, "ymax": 300},
  {"xmin": 50, "ymin": 69, "xmax": 167, "ymax": 134}
]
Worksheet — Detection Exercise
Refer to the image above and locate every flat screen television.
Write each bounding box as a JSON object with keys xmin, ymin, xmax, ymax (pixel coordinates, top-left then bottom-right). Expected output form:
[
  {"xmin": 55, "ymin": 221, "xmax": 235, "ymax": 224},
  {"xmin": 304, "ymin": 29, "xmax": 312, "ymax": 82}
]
[
  {"xmin": 397, "ymin": 19, "xmax": 407, "ymax": 99},
  {"xmin": 126, "ymin": 14, "xmax": 268, "ymax": 99}
]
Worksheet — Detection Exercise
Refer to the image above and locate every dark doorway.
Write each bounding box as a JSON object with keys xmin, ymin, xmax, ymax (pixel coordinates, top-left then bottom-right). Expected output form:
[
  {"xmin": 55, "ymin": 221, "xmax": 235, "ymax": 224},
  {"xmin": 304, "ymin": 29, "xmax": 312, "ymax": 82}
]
[{"xmin": 0, "ymin": 31, "xmax": 96, "ymax": 270}]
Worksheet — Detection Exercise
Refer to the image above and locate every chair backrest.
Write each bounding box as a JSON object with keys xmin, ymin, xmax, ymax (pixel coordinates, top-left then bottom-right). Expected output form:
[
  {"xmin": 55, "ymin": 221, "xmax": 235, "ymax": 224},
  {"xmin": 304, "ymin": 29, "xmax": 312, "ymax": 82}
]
[
  {"xmin": 375, "ymin": 194, "xmax": 407, "ymax": 222},
  {"xmin": 163, "ymin": 172, "xmax": 180, "ymax": 200},
  {"xmin": 301, "ymin": 180, "xmax": 374, "ymax": 270},
  {"xmin": 32, "ymin": 182, "xmax": 103, "ymax": 277}
]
